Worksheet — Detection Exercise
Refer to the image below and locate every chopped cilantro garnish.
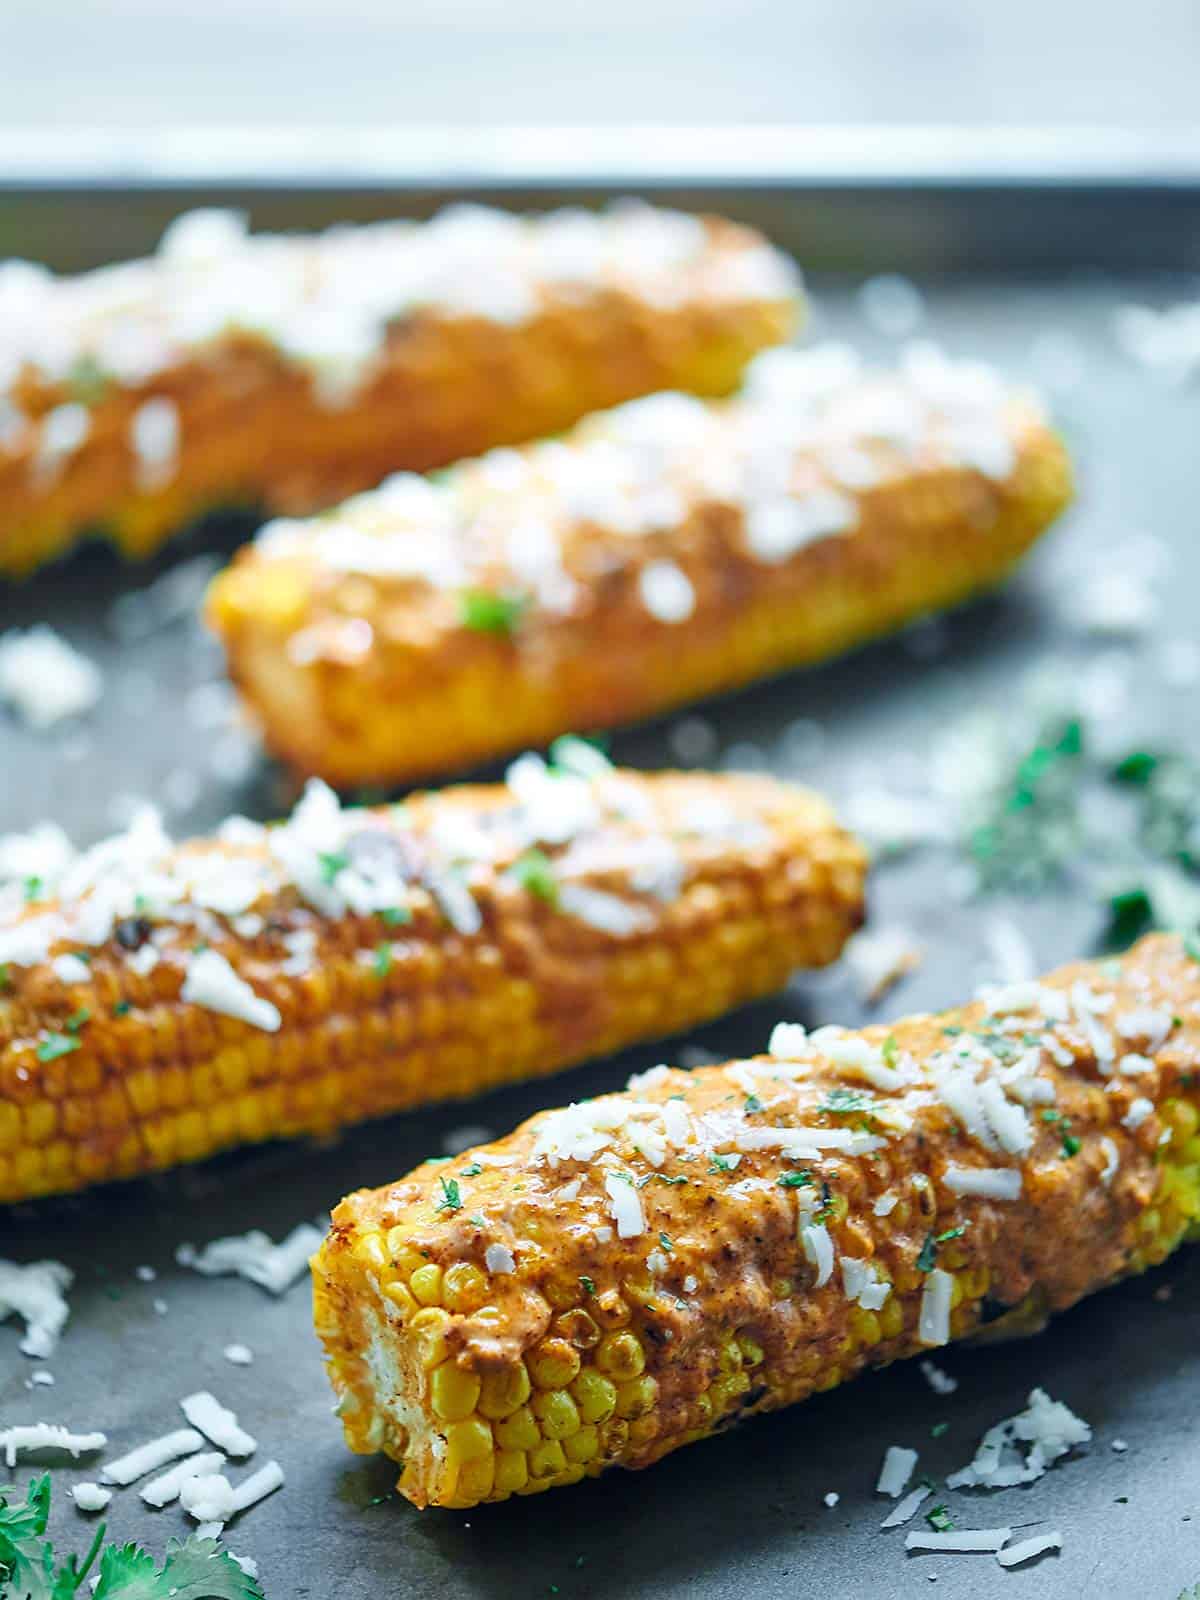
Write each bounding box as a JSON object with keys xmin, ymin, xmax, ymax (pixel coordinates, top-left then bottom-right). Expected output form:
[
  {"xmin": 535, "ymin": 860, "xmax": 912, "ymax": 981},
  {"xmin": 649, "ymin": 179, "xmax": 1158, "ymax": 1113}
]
[
  {"xmin": 1061, "ymin": 1130, "xmax": 1082, "ymax": 1158},
  {"xmin": 969, "ymin": 715, "xmax": 1085, "ymax": 892},
  {"xmin": 468, "ymin": 1214, "xmax": 486, "ymax": 1227},
  {"xmin": 935, "ymin": 1225, "xmax": 966, "ymax": 1244},
  {"xmin": 1041, "ymin": 1108, "xmax": 1062, "ymax": 1122},
  {"xmin": 658, "ymin": 1232, "xmax": 673, "ymax": 1252},
  {"xmin": 925, "ymin": 1504, "xmax": 954, "ymax": 1532},
  {"xmin": 942, "ymin": 1024, "xmax": 963, "ymax": 1037},
  {"xmin": 1113, "ymin": 750, "xmax": 1160, "ymax": 785},
  {"xmin": 65, "ymin": 1007, "xmax": 90, "ymax": 1032},
  {"xmin": 777, "ymin": 1170, "xmax": 813, "ymax": 1189},
  {"xmin": 1106, "ymin": 886, "xmax": 1153, "ymax": 948},
  {"xmin": 744, "ymin": 1094, "xmax": 763, "ymax": 1114},
  {"xmin": 930, "ymin": 1421, "xmax": 949, "ymax": 1438},
  {"xmin": 23, "ymin": 875, "xmax": 44, "ymax": 902},
  {"xmin": 916, "ymin": 1232, "xmax": 939, "ymax": 1273},
  {"xmin": 373, "ymin": 944, "xmax": 393, "ymax": 978},
  {"xmin": 113, "ymin": 1000, "xmax": 131, "ymax": 1016},
  {"xmin": 460, "ymin": 1162, "xmax": 483, "ymax": 1178},
  {"xmin": 37, "ymin": 1032, "xmax": 80, "ymax": 1063},
  {"xmin": 652, "ymin": 1173, "xmax": 688, "ymax": 1186},
  {"xmin": 319, "ymin": 851, "xmax": 349, "ymax": 884},
  {"xmin": 0, "ymin": 963, "xmax": 9, "ymax": 991},
  {"xmin": 820, "ymin": 1086, "xmax": 876, "ymax": 1115},
  {"xmin": 458, "ymin": 588, "xmax": 529, "ymax": 635},
  {"xmin": 509, "ymin": 847, "xmax": 559, "ymax": 904},
  {"xmin": 708, "ymin": 1154, "xmax": 736, "ymax": 1174},
  {"xmin": 579, "ymin": 1275, "xmax": 596, "ymax": 1296},
  {"xmin": 380, "ymin": 905, "xmax": 412, "ymax": 927},
  {"xmin": 881, "ymin": 1034, "xmax": 899, "ymax": 1068},
  {"xmin": 435, "ymin": 1176, "xmax": 463, "ymax": 1213},
  {"xmin": 65, "ymin": 352, "xmax": 110, "ymax": 404}
]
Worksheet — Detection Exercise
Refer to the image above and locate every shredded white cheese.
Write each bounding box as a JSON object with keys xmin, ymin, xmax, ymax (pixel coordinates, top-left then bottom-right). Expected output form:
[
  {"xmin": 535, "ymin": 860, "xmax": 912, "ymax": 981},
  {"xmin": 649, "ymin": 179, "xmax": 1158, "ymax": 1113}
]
[
  {"xmin": 141, "ymin": 1450, "xmax": 226, "ymax": 1507},
  {"xmin": 0, "ymin": 1257, "xmax": 73, "ymax": 1358},
  {"xmin": 223, "ymin": 1343, "xmax": 254, "ymax": 1366},
  {"xmin": 876, "ymin": 1444, "xmax": 918, "ymax": 1497},
  {"xmin": 176, "ymin": 1223, "xmax": 322, "ymax": 1294},
  {"xmin": 70, "ymin": 1482, "xmax": 112, "ymax": 1512},
  {"xmin": 484, "ymin": 1244, "xmax": 516, "ymax": 1275},
  {"xmin": 604, "ymin": 1172, "xmax": 645, "ymax": 1238},
  {"xmin": 917, "ymin": 1268, "xmax": 952, "ymax": 1347},
  {"xmin": 996, "ymin": 1530, "xmax": 1063, "ymax": 1568},
  {"xmin": 1123, "ymin": 1096, "xmax": 1154, "ymax": 1130},
  {"xmin": 880, "ymin": 1485, "xmax": 932, "ymax": 1528},
  {"xmin": 800, "ymin": 1222, "xmax": 835, "ymax": 1287},
  {"xmin": 102, "ymin": 1427, "xmax": 205, "ymax": 1486},
  {"xmin": 905, "ymin": 1527, "xmax": 1013, "ymax": 1553},
  {"xmin": 180, "ymin": 1391, "xmax": 256, "ymax": 1457},
  {"xmin": 180, "ymin": 1471, "xmax": 236, "ymax": 1524},
  {"xmin": 1, "ymin": 1424, "xmax": 106, "ymax": 1467},
  {"xmin": 942, "ymin": 1165, "xmax": 1022, "ymax": 1201},
  {"xmin": 181, "ymin": 949, "xmax": 281, "ymax": 1031},
  {"xmin": 946, "ymin": 1386, "xmax": 1091, "ymax": 1489},
  {"xmin": 919, "ymin": 1359, "xmax": 958, "ymax": 1396}
]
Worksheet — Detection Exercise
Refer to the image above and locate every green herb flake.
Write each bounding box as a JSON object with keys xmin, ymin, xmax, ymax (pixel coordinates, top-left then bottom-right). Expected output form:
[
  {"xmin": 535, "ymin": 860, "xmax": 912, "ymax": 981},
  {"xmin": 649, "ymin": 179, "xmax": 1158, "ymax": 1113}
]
[
  {"xmin": 23, "ymin": 875, "xmax": 44, "ymax": 903},
  {"xmin": 658, "ymin": 1232, "xmax": 674, "ymax": 1253},
  {"xmin": 881, "ymin": 1034, "xmax": 899, "ymax": 1068},
  {"xmin": 820, "ymin": 1086, "xmax": 877, "ymax": 1116},
  {"xmin": 1062, "ymin": 1130, "xmax": 1082, "ymax": 1159},
  {"xmin": 113, "ymin": 999, "xmax": 131, "ymax": 1016},
  {"xmin": 319, "ymin": 851, "xmax": 349, "ymax": 884},
  {"xmin": 708, "ymin": 1154, "xmax": 736, "ymax": 1174},
  {"xmin": 458, "ymin": 588, "xmax": 529, "ymax": 636},
  {"xmin": 916, "ymin": 1232, "xmax": 939, "ymax": 1273},
  {"xmin": 579, "ymin": 1275, "xmax": 596, "ymax": 1296},
  {"xmin": 380, "ymin": 905, "xmax": 412, "ymax": 927},
  {"xmin": 925, "ymin": 1504, "xmax": 955, "ymax": 1533},
  {"xmin": 65, "ymin": 352, "xmax": 110, "ymax": 404},
  {"xmin": 935, "ymin": 1224, "xmax": 967, "ymax": 1244},
  {"xmin": 744, "ymin": 1094, "xmax": 763, "ymax": 1114},
  {"xmin": 460, "ymin": 1162, "xmax": 483, "ymax": 1178},
  {"xmin": 652, "ymin": 1173, "xmax": 689, "ymax": 1186},
  {"xmin": 0, "ymin": 963, "xmax": 10, "ymax": 991},
  {"xmin": 373, "ymin": 944, "xmax": 393, "ymax": 978},
  {"xmin": 777, "ymin": 1170, "xmax": 814, "ymax": 1189},
  {"xmin": 510, "ymin": 847, "xmax": 559, "ymax": 904},
  {"xmin": 549, "ymin": 734, "xmax": 613, "ymax": 778},
  {"xmin": 65, "ymin": 1007, "xmax": 91, "ymax": 1033},
  {"xmin": 930, "ymin": 1421, "xmax": 949, "ymax": 1438},
  {"xmin": 37, "ymin": 1031, "xmax": 80, "ymax": 1063},
  {"xmin": 435, "ymin": 1175, "xmax": 463, "ymax": 1213}
]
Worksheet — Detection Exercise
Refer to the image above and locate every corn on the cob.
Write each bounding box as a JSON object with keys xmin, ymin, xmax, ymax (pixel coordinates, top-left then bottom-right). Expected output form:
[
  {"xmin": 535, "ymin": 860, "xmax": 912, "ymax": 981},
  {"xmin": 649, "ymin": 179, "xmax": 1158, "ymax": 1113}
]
[
  {"xmin": 0, "ymin": 748, "xmax": 864, "ymax": 1204},
  {"xmin": 208, "ymin": 342, "xmax": 1072, "ymax": 788},
  {"xmin": 0, "ymin": 203, "xmax": 798, "ymax": 576},
  {"xmin": 314, "ymin": 932, "xmax": 1200, "ymax": 1509}
]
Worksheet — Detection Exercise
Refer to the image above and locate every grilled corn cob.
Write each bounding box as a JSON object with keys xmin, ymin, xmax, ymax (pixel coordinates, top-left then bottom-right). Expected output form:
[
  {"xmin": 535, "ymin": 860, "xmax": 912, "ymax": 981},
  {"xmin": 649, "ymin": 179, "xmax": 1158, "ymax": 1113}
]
[
  {"xmin": 315, "ymin": 932, "xmax": 1200, "ymax": 1509},
  {"xmin": 0, "ymin": 748, "xmax": 864, "ymax": 1204},
  {"xmin": 208, "ymin": 342, "xmax": 1072, "ymax": 788},
  {"xmin": 0, "ymin": 203, "xmax": 798, "ymax": 576}
]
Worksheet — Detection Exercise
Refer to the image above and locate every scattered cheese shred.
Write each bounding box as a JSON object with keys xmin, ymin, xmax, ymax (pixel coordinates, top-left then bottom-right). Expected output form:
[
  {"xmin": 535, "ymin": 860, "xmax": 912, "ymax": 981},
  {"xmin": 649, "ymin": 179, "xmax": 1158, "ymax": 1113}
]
[
  {"xmin": 141, "ymin": 1450, "xmax": 226, "ymax": 1507},
  {"xmin": 180, "ymin": 1391, "xmax": 256, "ymax": 1457},
  {"xmin": 905, "ymin": 1528, "xmax": 1013, "ymax": 1554},
  {"xmin": 947, "ymin": 1387, "xmax": 1091, "ymax": 1489},
  {"xmin": 181, "ymin": 949, "xmax": 282, "ymax": 1032},
  {"xmin": 0, "ymin": 1424, "xmax": 106, "ymax": 1467},
  {"xmin": 70, "ymin": 1483, "xmax": 112, "ymax": 1513},
  {"xmin": 996, "ymin": 1530, "xmax": 1063, "ymax": 1568},
  {"xmin": 918, "ymin": 1268, "xmax": 952, "ymax": 1347},
  {"xmin": 176, "ymin": 1223, "xmax": 323, "ymax": 1294},
  {"xmin": 876, "ymin": 1444, "xmax": 918, "ymax": 1498},
  {"xmin": 880, "ymin": 1485, "xmax": 932, "ymax": 1529},
  {"xmin": 604, "ymin": 1172, "xmax": 645, "ymax": 1238},
  {"xmin": 102, "ymin": 1427, "xmax": 205, "ymax": 1486},
  {"xmin": 942, "ymin": 1165, "xmax": 1022, "ymax": 1200},
  {"xmin": 0, "ymin": 1257, "xmax": 73, "ymax": 1358}
]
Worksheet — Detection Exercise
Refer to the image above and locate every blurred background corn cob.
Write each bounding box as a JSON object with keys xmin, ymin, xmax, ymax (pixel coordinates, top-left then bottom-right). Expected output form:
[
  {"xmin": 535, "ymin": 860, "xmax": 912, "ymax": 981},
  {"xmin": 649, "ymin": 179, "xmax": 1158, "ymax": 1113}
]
[
  {"xmin": 208, "ymin": 342, "xmax": 1072, "ymax": 788},
  {"xmin": 0, "ymin": 202, "xmax": 798, "ymax": 576},
  {"xmin": 314, "ymin": 932, "xmax": 1198, "ymax": 1509},
  {"xmin": 0, "ymin": 750, "xmax": 864, "ymax": 1203}
]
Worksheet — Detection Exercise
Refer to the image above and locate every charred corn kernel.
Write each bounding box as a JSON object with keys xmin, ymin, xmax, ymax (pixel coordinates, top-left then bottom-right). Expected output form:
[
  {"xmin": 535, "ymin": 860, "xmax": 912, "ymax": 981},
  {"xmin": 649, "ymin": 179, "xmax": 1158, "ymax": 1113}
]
[
  {"xmin": 528, "ymin": 1340, "xmax": 581, "ymax": 1390},
  {"xmin": 4, "ymin": 204, "xmax": 796, "ymax": 579},
  {"xmin": 442, "ymin": 1262, "xmax": 488, "ymax": 1314},
  {"xmin": 317, "ymin": 935, "xmax": 1200, "ymax": 1509},
  {"xmin": 530, "ymin": 1390, "xmax": 580, "ymax": 1439},
  {"xmin": 210, "ymin": 347, "xmax": 1070, "ymax": 788},
  {"xmin": 595, "ymin": 1331, "xmax": 645, "ymax": 1381},
  {"xmin": 0, "ymin": 766, "xmax": 864, "ymax": 1205},
  {"xmin": 478, "ymin": 1366, "xmax": 532, "ymax": 1421},
  {"xmin": 431, "ymin": 1364, "xmax": 483, "ymax": 1423},
  {"xmin": 570, "ymin": 1371, "xmax": 617, "ymax": 1425},
  {"xmin": 494, "ymin": 1406, "xmax": 541, "ymax": 1453}
]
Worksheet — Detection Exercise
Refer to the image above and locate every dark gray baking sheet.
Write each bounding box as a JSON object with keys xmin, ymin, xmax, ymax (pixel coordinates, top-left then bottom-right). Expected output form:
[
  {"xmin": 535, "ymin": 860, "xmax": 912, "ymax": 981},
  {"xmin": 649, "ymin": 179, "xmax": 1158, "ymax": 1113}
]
[{"xmin": 3, "ymin": 187, "xmax": 1200, "ymax": 1599}]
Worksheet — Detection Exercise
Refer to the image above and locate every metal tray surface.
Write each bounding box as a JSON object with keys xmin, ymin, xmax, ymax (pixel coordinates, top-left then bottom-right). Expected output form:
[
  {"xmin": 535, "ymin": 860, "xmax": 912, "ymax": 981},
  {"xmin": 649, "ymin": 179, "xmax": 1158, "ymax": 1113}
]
[{"xmin": 3, "ymin": 257, "xmax": 1200, "ymax": 1599}]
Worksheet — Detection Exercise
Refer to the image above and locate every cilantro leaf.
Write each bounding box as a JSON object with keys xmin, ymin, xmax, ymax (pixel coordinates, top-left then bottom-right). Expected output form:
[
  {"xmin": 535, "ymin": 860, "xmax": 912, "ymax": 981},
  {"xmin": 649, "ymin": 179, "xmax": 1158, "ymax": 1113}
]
[
  {"xmin": 0, "ymin": 1474, "xmax": 55, "ymax": 1600},
  {"xmin": 37, "ymin": 1032, "xmax": 80, "ymax": 1063},
  {"xmin": 508, "ymin": 848, "xmax": 559, "ymax": 904},
  {"xmin": 820, "ymin": 1086, "xmax": 876, "ymax": 1116},
  {"xmin": 94, "ymin": 1536, "xmax": 263, "ymax": 1598},
  {"xmin": 458, "ymin": 589, "xmax": 529, "ymax": 636},
  {"xmin": 435, "ymin": 1175, "xmax": 463, "ymax": 1213}
]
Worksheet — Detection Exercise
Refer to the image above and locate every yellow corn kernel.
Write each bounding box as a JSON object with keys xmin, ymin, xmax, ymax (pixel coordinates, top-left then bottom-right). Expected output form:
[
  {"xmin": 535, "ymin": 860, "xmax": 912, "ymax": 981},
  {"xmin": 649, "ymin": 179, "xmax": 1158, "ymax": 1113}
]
[
  {"xmin": 443, "ymin": 1417, "xmax": 492, "ymax": 1469},
  {"xmin": 454, "ymin": 1453, "xmax": 495, "ymax": 1502},
  {"xmin": 849, "ymin": 1308, "xmax": 882, "ymax": 1347},
  {"xmin": 352, "ymin": 1233, "xmax": 389, "ymax": 1274},
  {"xmin": 443, "ymin": 1262, "xmax": 488, "ymax": 1314},
  {"xmin": 382, "ymin": 1281, "xmax": 418, "ymax": 1321},
  {"xmin": 528, "ymin": 1338, "xmax": 582, "ymax": 1390},
  {"xmin": 478, "ymin": 1364, "xmax": 532, "ymax": 1421},
  {"xmin": 554, "ymin": 1309, "xmax": 601, "ymax": 1349},
  {"xmin": 494, "ymin": 1449, "xmax": 529, "ymax": 1495},
  {"xmin": 387, "ymin": 1236, "xmax": 429, "ymax": 1278},
  {"xmin": 431, "ymin": 1363, "xmax": 483, "ymax": 1423},
  {"xmin": 614, "ymin": 1375, "xmax": 658, "ymax": 1419},
  {"xmin": 570, "ymin": 1370, "xmax": 618, "ymax": 1424},
  {"xmin": 595, "ymin": 1330, "xmax": 645, "ymax": 1380},
  {"xmin": 494, "ymin": 1405, "xmax": 541, "ymax": 1453},
  {"xmin": 1166, "ymin": 1098, "xmax": 1199, "ymax": 1144},
  {"xmin": 736, "ymin": 1334, "xmax": 765, "ymax": 1367},
  {"xmin": 528, "ymin": 1439, "xmax": 567, "ymax": 1480},
  {"xmin": 409, "ymin": 1307, "xmax": 451, "ymax": 1370},
  {"xmin": 531, "ymin": 1389, "xmax": 580, "ymax": 1440},
  {"xmin": 410, "ymin": 1263, "xmax": 444, "ymax": 1307},
  {"xmin": 562, "ymin": 1424, "xmax": 601, "ymax": 1465},
  {"xmin": 880, "ymin": 1297, "xmax": 905, "ymax": 1340}
]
